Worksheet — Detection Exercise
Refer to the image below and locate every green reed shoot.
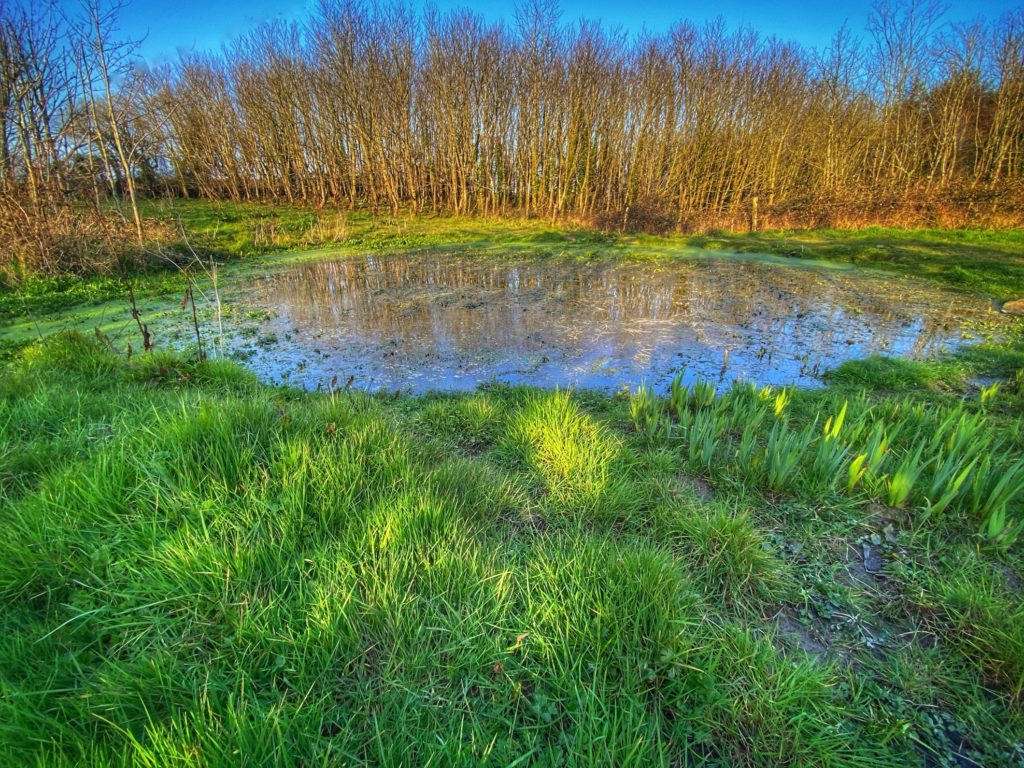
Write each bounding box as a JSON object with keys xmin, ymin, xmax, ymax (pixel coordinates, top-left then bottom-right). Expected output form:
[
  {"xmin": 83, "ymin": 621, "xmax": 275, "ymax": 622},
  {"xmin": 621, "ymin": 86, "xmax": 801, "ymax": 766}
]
[
  {"xmin": 630, "ymin": 382, "xmax": 669, "ymax": 442},
  {"xmin": 885, "ymin": 444, "xmax": 927, "ymax": 508}
]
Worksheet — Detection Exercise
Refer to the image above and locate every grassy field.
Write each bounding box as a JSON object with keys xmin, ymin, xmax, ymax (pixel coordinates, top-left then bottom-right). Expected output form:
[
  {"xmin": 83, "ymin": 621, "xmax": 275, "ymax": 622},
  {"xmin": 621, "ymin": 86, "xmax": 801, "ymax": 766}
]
[
  {"xmin": 1, "ymin": 203, "xmax": 1024, "ymax": 765},
  {"xmin": 4, "ymin": 200, "xmax": 1023, "ymax": 324},
  {"xmin": 140, "ymin": 200, "xmax": 1024, "ymax": 301}
]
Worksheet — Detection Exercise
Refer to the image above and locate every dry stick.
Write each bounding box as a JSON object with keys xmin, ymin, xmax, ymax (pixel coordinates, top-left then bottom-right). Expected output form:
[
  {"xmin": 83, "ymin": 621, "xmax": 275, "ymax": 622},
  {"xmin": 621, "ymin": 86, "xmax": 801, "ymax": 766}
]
[
  {"xmin": 210, "ymin": 254, "xmax": 223, "ymax": 359},
  {"xmin": 148, "ymin": 216, "xmax": 225, "ymax": 360},
  {"xmin": 181, "ymin": 269, "xmax": 205, "ymax": 363},
  {"xmin": 176, "ymin": 216, "xmax": 223, "ymax": 356},
  {"xmin": 124, "ymin": 277, "xmax": 152, "ymax": 352}
]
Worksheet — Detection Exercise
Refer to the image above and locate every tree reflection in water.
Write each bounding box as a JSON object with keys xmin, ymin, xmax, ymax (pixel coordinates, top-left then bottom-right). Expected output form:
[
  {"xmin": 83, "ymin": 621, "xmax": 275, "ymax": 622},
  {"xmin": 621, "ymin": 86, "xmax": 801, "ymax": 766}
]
[{"xmin": 228, "ymin": 252, "xmax": 1001, "ymax": 393}]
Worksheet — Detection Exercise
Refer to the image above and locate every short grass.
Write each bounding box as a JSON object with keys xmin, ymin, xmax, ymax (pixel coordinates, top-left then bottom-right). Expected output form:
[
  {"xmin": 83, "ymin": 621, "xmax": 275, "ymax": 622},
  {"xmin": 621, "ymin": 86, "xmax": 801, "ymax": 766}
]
[
  {"xmin": 2, "ymin": 205, "xmax": 1024, "ymax": 765},
  {"xmin": 1, "ymin": 331, "xmax": 1023, "ymax": 766},
  {"xmin": 678, "ymin": 227, "xmax": 1024, "ymax": 302}
]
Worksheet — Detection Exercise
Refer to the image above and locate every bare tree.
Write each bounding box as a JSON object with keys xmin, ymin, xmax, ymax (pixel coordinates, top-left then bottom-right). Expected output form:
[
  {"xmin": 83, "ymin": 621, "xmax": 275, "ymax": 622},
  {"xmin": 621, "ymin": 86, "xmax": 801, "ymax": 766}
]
[{"xmin": 6, "ymin": 0, "xmax": 1024, "ymax": 278}]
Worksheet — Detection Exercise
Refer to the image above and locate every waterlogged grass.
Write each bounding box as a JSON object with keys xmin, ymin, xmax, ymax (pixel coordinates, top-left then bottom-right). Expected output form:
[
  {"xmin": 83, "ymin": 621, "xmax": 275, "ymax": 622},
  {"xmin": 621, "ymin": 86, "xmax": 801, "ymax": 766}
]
[
  {"xmin": 149, "ymin": 201, "xmax": 1024, "ymax": 300},
  {"xmin": 0, "ymin": 203, "xmax": 606, "ymax": 358},
  {"xmin": 4, "ymin": 201, "xmax": 1022, "ymax": 335},
  {"xmin": 139, "ymin": 199, "xmax": 593, "ymax": 259},
  {"xmin": 2, "ymin": 333, "xmax": 1024, "ymax": 765},
  {"xmin": 681, "ymin": 227, "xmax": 1024, "ymax": 301}
]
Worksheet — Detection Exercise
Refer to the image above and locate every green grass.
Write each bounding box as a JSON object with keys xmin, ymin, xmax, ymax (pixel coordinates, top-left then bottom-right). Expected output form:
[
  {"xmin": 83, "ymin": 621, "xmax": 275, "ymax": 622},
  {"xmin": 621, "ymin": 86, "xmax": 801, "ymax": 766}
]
[
  {"xmin": 139, "ymin": 198, "xmax": 601, "ymax": 262},
  {"xmin": 677, "ymin": 227, "xmax": 1024, "ymax": 301},
  {"xmin": 2, "ymin": 206, "xmax": 1024, "ymax": 764},
  {"xmin": 1, "ymin": 331, "xmax": 1023, "ymax": 766},
  {"xmin": 155, "ymin": 201, "xmax": 1024, "ymax": 300},
  {"xmin": 5, "ymin": 201, "xmax": 1022, "ymax": 331}
]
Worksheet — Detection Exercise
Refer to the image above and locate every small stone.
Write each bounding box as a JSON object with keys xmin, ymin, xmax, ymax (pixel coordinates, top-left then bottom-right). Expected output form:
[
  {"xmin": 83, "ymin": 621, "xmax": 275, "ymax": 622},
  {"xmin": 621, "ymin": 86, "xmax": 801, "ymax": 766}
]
[{"xmin": 862, "ymin": 542, "xmax": 884, "ymax": 574}]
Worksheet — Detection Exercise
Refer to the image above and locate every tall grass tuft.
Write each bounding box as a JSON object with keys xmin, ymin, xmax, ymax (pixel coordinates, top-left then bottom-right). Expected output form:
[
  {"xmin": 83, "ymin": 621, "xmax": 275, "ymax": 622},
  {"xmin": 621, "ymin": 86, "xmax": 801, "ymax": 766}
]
[
  {"xmin": 764, "ymin": 422, "xmax": 808, "ymax": 493},
  {"xmin": 807, "ymin": 401, "xmax": 850, "ymax": 493},
  {"xmin": 885, "ymin": 444, "xmax": 928, "ymax": 508},
  {"xmin": 502, "ymin": 389, "xmax": 638, "ymax": 520},
  {"xmin": 630, "ymin": 381, "xmax": 669, "ymax": 442},
  {"xmin": 970, "ymin": 458, "xmax": 1024, "ymax": 547},
  {"xmin": 847, "ymin": 423, "xmax": 889, "ymax": 495}
]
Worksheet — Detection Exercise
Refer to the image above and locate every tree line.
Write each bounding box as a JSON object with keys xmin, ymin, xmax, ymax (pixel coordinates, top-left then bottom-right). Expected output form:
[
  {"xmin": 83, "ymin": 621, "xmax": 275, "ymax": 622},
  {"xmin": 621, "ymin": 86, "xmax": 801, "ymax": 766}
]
[{"xmin": 3, "ymin": 0, "xmax": 1024, "ymax": 274}]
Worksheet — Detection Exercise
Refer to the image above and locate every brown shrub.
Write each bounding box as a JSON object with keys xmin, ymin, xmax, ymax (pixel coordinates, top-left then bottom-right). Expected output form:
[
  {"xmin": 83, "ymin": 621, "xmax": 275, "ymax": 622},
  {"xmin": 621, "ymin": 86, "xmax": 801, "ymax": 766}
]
[
  {"xmin": 591, "ymin": 196, "xmax": 678, "ymax": 235},
  {"xmin": 590, "ymin": 184, "xmax": 1024, "ymax": 236},
  {"xmin": 0, "ymin": 193, "xmax": 174, "ymax": 279}
]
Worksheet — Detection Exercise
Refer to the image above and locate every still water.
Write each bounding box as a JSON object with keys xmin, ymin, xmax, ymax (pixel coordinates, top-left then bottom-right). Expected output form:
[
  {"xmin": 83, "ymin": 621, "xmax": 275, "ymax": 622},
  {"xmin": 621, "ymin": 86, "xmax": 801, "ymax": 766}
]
[{"xmin": 225, "ymin": 251, "xmax": 1002, "ymax": 393}]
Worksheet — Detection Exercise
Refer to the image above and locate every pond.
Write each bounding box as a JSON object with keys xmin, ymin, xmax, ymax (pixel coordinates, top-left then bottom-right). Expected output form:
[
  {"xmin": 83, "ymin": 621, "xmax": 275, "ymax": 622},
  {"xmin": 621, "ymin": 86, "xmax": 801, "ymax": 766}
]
[{"xmin": 223, "ymin": 251, "xmax": 1005, "ymax": 393}]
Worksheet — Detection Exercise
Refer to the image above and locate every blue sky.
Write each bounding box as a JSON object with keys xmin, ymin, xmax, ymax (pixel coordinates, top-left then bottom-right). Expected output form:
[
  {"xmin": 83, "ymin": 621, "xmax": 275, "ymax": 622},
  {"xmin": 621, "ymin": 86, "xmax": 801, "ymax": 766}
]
[{"xmin": 75, "ymin": 0, "xmax": 1023, "ymax": 64}]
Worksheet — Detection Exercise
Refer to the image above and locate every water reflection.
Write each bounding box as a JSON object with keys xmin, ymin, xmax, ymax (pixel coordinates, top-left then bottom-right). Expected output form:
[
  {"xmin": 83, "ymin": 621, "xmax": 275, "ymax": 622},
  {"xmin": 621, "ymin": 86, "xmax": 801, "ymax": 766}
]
[{"xmin": 228, "ymin": 252, "xmax": 998, "ymax": 393}]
